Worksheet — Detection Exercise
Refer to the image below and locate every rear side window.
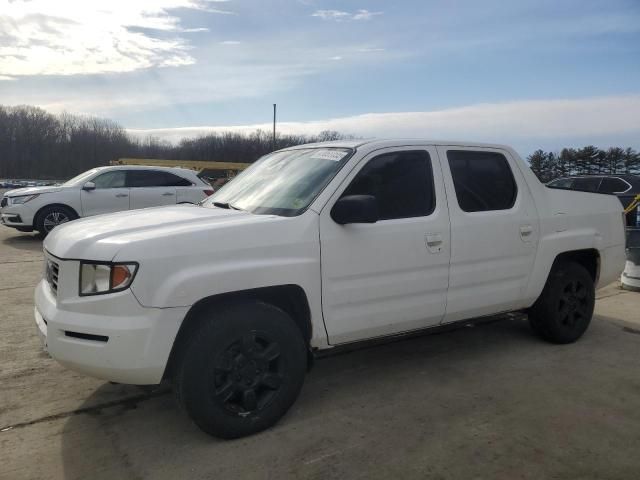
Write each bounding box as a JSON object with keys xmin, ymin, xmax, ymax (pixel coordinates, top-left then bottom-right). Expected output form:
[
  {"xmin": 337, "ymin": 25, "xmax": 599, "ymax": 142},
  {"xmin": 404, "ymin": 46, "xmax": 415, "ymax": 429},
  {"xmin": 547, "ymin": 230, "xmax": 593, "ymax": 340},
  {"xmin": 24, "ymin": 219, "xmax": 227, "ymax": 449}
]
[
  {"xmin": 341, "ymin": 150, "xmax": 434, "ymax": 220},
  {"xmin": 164, "ymin": 172, "xmax": 193, "ymax": 187},
  {"xmin": 599, "ymin": 177, "xmax": 629, "ymax": 194},
  {"xmin": 571, "ymin": 177, "xmax": 601, "ymax": 192},
  {"xmin": 127, "ymin": 170, "xmax": 192, "ymax": 187},
  {"xmin": 447, "ymin": 150, "xmax": 517, "ymax": 212}
]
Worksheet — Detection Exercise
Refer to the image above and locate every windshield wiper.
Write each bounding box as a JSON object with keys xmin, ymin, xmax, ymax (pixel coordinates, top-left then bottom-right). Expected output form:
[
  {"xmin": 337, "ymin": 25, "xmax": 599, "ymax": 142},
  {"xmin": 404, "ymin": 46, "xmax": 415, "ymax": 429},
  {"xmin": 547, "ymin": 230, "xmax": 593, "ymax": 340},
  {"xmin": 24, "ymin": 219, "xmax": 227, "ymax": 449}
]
[{"xmin": 213, "ymin": 201, "xmax": 244, "ymax": 211}]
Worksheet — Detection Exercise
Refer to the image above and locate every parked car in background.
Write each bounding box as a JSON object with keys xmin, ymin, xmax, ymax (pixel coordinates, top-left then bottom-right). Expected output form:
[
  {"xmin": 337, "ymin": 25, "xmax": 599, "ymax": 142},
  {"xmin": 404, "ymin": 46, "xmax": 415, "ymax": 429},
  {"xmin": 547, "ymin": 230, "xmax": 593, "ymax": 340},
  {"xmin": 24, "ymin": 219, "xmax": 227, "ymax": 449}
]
[
  {"xmin": 1, "ymin": 166, "xmax": 214, "ymax": 235},
  {"xmin": 547, "ymin": 174, "xmax": 640, "ymax": 227},
  {"xmin": 35, "ymin": 139, "xmax": 626, "ymax": 439}
]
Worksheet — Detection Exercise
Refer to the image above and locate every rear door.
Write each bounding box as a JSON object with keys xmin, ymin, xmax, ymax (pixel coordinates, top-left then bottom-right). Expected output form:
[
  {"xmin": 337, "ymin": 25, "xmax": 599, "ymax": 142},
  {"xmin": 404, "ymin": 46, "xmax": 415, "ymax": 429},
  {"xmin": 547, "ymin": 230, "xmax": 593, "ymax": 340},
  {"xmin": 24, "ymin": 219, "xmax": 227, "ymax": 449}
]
[
  {"xmin": 437, "ymin": 146, "xmax": 539, "ymax": 322},
  {"xmin": 80, "ymin": 170, "xmax": 129, "ymax": 216},
  {"xmin": 128, "ymin": 170, "xmax": 177, "ymax": 210},
  {"xmin": 319, "ymin": 146, "xmax": 451, "ymax": 344}
]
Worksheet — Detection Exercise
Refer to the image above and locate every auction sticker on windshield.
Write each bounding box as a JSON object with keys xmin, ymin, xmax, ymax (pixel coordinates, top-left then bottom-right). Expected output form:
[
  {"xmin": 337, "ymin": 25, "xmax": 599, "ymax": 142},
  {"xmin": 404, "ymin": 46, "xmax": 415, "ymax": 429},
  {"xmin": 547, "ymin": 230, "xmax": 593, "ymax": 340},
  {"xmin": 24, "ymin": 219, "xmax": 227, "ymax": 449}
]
[{"xmin": 310, "ymin": 150, "xmax": 348, "ymax": 161}]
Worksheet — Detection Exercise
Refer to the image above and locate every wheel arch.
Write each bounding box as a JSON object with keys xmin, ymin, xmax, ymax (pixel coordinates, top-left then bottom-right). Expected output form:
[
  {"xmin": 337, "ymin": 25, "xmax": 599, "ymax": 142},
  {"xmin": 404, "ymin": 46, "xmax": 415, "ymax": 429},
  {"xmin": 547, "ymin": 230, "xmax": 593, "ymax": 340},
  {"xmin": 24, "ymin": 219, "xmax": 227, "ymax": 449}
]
[
  {"xmin": 551, "ymin": 248, "xmax": 600, "ymax": 285},
  {"xmin": 33, "ymin": 203, "xmax": 79, "ymax": 228},
  {"xmin": 163, "ymin": 284, "xmax": 312, "ymax": 380}
]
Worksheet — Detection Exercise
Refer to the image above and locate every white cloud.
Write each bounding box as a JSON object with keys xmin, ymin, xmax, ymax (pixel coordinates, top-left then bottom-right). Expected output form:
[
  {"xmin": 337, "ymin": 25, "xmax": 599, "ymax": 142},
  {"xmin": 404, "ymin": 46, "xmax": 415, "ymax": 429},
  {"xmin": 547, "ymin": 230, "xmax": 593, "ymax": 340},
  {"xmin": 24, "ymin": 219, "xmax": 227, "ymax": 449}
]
[
  {"xmin": 312, "ymin": 9, "xmax": 382, "ymax": 21},
  {"xmin": 0, "ymin": 75, "xmax": 16, "ymax": 81},
  {"xmin": 0, "ymin": 0, "xmax": 232, "ymax": 77},
  {"xmin": 311, "ymin": 10, "xmax": 351, "ymax": 21},
  {"xmin": 329, "ymin": 56, "xmax": 343, "ymax": 61},
  {"xmin": 126, "ymin": 95, "xmax": 640, "ymax": 152},
  {"xmin": 352, "ymin": 10, "xmax": 383, "ymax": 21},
  {"xmin": 220, "ymin": 40, "xmax": 242, "ymax": 45}
]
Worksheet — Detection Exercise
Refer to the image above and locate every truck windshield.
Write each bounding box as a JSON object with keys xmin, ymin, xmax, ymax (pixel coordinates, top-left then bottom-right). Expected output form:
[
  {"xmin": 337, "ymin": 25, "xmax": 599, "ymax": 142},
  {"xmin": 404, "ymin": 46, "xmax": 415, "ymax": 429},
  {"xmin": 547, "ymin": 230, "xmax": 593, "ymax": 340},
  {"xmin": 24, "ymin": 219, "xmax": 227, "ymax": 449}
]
[{"xmin": 203, "ymin": 148, "xmax": 353, "ymax": 216}]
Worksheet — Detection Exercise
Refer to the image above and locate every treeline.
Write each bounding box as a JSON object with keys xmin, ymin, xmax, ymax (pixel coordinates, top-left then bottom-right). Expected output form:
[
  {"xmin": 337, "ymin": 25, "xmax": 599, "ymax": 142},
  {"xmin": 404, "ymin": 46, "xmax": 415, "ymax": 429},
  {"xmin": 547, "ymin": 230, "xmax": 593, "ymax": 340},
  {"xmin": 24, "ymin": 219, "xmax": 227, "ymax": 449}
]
[
  {"xmin": 0, "ymin": 105, "xmax": 349, "ymax": 179},
  {"xmin": 528, "ymin": 146, "xmax": 640, "ymax": 183},
  {"xmin": 2, "ymin": 105, "xmax": 640, "ymax": 182}
]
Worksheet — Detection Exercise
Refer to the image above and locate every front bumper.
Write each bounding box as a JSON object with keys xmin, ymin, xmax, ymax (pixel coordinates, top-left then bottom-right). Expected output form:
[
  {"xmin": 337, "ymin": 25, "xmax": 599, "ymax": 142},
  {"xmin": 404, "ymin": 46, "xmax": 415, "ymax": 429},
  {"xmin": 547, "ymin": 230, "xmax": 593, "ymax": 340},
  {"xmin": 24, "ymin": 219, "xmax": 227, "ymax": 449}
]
[
  {"xmin": 34, "ymin": 276, "xmax": 188, "ymax": 385},
  {"xmin": 1, "ymin": 203, "xmax": 35, "ymax": 227}
]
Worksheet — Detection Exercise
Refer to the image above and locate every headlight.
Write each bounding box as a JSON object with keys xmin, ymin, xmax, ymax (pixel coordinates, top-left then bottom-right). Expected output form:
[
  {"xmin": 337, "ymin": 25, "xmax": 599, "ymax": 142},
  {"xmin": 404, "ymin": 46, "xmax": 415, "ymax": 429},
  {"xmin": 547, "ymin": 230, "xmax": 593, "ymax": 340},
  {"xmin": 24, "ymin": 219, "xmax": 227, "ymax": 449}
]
[
  {"xmin": 11, "ymin": 194, "xmax": 40, "ymax": 204},
  {"xmin": 79, "ymin": 262, "xmax": 138, "ymax": 296}
]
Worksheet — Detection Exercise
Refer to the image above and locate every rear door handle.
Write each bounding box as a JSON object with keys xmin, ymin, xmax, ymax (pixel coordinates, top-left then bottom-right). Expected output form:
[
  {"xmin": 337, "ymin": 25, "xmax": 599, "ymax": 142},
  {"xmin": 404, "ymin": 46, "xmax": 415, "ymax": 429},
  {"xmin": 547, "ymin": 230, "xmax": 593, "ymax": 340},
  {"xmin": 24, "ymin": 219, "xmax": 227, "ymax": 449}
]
[
  {"xmin": 162, "ymin": 192, "xmax": 175, "ymax": 196},
  {"xmin": 115, "ymin": 193, "xmax": 128, "ymax": 198},
  {"xmin": 425, "ymin": 233, "xmax": 443, "ymax": 253}
]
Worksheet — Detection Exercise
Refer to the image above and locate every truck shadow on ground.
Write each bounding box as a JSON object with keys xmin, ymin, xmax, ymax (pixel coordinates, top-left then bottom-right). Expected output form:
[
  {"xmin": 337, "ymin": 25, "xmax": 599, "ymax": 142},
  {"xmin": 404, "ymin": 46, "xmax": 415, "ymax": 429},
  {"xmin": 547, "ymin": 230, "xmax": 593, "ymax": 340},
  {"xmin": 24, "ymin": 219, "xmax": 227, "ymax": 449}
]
[
  {"xmin": 58, "ymin": 317, "xmax": 638, "ymax": 480},
  {"xmin": 1, "ymin": 232, "xmax": 42, "ymax": 252}
]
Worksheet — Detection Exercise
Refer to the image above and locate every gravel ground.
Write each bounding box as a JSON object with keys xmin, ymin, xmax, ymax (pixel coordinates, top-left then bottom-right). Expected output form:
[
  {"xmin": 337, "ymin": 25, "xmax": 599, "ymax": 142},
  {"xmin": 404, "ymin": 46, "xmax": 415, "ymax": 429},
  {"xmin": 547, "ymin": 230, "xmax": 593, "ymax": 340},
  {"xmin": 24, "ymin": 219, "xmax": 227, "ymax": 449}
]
[{"xmin": 0, "ymin": 226, "xmax": 639, "ymax": 480}]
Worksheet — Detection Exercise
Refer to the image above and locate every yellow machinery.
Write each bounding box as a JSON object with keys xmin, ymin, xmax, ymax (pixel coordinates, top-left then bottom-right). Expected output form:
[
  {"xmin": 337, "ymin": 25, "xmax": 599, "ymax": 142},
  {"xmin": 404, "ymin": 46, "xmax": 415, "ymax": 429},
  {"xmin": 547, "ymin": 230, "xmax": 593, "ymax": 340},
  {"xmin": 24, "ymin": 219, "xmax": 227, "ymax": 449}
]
[
  {"xmin": 111, "ymin": 158, "xmax": 250, "ymax": 177},
  {"xmin": 624, "ymin": 194, "xmax": 640, "ymax": 215}
]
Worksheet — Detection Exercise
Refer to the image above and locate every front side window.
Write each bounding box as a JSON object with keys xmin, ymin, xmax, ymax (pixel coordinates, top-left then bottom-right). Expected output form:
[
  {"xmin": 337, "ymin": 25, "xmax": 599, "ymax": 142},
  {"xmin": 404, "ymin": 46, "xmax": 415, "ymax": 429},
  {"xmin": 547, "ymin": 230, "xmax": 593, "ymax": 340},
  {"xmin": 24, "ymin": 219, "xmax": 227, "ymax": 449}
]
[
  {"xmin": 92, "ymin": 171, "xmax": 126, "ymax": 189},
  {"xmin": 341, "ymin": 150, "xmax": 435, "ymax": 220},
  {"xmin": 548, "ymin": 178, "xmax": 574, "ymax": 189},
  {"xmin": 204, "ymin": 148, "xmax": 352, "ymax": 216},
  {"xmin": 64, "ymin": 169, "xmax": 100, "ymax": 186},
  {"xmin": 447, "ymin": 150, "xmax": 517, "ymax": 212}
]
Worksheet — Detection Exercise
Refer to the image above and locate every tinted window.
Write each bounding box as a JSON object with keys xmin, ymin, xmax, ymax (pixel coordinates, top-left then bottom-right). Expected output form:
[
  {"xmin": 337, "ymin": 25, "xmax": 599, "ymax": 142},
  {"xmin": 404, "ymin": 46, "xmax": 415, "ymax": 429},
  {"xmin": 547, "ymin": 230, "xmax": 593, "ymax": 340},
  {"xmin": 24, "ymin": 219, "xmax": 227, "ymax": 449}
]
[
  {"xmin": 93, "ymin": 171, "xmax": 126, "ymax": 188},
  {"xmin": 599, "ymin": 177, "xmax": 629, "ymax": 194},
  {"xmin": 571, "ymin": 177, "xmax": 601, "ymax": 192},
  {"xmin": 447, "ymin": 150, "xmax": 517, "ymax": 212},
  {"xmin": 548, "ymin": 178, "xmax": 574, "ymax": 189},
  {"xmin": 341, "ymin": 150, "xmax": 434, "ymax": 220},
  {"xmin": 164, "ymin": 172, "xmax": 193, "ymax": 186},
  {"xmin": 127, "ymin": 170, "xmax": 191, "ymax": 187}
]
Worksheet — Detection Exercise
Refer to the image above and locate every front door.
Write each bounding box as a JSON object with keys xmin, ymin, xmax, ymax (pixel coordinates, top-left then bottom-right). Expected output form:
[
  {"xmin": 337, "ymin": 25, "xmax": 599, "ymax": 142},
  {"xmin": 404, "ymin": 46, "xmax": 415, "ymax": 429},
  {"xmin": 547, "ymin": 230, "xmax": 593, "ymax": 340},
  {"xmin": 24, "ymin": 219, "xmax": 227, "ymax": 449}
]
[
  {"xmin": 80, "ymin": 170, "xmax": 129, "ymax": 216},
  {"xmin": 319, "ymin": 147, "xmax": 450, "ymax": 345},
  {"xmin": 436, "ymin": 146, "xmax": 539, "ymax": 323}
]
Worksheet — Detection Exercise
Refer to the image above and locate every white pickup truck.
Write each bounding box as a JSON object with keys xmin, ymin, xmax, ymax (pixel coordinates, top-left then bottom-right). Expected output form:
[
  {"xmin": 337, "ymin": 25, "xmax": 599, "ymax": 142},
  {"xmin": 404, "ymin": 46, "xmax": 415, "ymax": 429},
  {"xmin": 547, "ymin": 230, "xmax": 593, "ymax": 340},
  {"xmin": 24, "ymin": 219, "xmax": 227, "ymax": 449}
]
[{"xmin": 34, "ymin": 140, "xmax": 626, "ymax": 438}]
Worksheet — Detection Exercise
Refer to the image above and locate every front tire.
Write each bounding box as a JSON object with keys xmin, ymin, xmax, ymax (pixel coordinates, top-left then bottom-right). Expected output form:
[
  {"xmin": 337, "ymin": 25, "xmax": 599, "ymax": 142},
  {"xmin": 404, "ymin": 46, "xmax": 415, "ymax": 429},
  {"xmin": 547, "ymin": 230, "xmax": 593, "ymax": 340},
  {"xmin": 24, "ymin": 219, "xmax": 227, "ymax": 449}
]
[
  {"xmin": 174, "ymin": 301, "xmax": 307, "ymax": 439},
  {"xmin": 528, "ymin": 262, "xmax": 595, "ymax": 344},
  {"xmin": 35, "ymin": 205, "xmax": 77, "ymax": 236}
]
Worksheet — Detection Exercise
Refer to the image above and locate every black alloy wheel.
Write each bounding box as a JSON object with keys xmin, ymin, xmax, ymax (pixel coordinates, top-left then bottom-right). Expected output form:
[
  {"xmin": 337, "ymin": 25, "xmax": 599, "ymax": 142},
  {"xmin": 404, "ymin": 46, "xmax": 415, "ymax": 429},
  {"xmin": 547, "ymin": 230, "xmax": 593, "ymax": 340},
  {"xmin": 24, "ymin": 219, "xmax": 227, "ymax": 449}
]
[
  {"xmin": 213, "ymin": 331, "xmax": 284, "ymax": 415},
  {"xmin": 529, "ymin": 262, "xmax": 595, "ymax": 344}
]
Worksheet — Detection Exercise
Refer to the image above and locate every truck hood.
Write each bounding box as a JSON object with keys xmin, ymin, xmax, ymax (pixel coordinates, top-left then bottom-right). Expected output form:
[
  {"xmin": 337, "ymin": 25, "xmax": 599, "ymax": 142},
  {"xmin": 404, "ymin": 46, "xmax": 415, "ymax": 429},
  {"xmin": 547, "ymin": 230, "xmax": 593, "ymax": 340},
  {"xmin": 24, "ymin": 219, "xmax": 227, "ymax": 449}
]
[
  {"xmin": 5, "ymin": 185, "xmax": 65, "ymax": 196},
  {"xmin": 44, "ymin": 204, "xmax": 274, "ymax": 260}
]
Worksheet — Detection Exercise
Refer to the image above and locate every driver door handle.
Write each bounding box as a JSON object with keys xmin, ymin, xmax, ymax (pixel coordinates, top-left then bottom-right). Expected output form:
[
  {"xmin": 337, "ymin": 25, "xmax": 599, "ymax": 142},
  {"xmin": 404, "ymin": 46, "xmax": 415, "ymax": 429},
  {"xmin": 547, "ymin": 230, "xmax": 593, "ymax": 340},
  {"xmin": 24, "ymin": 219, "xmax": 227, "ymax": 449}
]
[
  {"xmin": 115, "ymin": 193, "xmax": 128, "ymax": 198},
  {"xmin": 425, "ymin": 233, "xmax": 443, "ymax": 253},
  {"xmin": 162, "ymin": 192, "xmax": 175, "ymax": 196}
]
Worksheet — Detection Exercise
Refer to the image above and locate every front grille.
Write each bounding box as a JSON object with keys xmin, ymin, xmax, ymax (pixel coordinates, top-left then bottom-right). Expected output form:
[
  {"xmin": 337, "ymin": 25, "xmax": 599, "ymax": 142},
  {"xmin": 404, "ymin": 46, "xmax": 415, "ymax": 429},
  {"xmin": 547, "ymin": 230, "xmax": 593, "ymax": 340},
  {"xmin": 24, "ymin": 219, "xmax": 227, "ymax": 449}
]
[
  {"xmin": 0, "ymin": 197, "xmax": 7, "ymax": 208},
  {"xmin": 46, "ymin": 259, "xmax": 59, "ymax": 296}
]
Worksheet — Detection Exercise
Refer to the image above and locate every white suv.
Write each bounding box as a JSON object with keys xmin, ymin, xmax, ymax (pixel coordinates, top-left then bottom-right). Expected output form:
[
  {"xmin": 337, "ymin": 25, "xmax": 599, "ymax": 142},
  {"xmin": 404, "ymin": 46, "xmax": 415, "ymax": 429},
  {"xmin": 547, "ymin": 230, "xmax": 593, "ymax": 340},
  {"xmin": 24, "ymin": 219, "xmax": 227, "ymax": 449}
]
[{"xmin": 1, "ymin": 166, "xmax": 213, "ymax": 235}]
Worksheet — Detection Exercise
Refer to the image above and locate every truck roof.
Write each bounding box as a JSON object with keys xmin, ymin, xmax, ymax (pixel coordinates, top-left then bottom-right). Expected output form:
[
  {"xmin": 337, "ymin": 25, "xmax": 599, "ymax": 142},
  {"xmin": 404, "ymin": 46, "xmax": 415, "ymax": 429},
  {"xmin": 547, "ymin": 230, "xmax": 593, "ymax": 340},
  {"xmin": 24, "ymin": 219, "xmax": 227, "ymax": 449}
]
[{"xmin": 280, "ymin": 138, "xmax": 515, "ymax": 152}]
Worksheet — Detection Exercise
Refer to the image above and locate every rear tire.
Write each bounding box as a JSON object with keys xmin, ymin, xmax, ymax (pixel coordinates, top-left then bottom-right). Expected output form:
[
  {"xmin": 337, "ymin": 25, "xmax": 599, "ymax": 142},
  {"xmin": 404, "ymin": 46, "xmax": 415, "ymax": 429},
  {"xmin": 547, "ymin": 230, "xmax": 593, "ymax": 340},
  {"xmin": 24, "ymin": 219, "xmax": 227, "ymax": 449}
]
[
  {"xmin": 528, "ymin": 262, "xmax": 595, "ymax": 344},
  {"xmin": 35, "ymin": 205, "xmax": 77, "ymax": 236},
  {"xmin": 173, "ymin": 301, "xmax": 307, "ymax": 439}
]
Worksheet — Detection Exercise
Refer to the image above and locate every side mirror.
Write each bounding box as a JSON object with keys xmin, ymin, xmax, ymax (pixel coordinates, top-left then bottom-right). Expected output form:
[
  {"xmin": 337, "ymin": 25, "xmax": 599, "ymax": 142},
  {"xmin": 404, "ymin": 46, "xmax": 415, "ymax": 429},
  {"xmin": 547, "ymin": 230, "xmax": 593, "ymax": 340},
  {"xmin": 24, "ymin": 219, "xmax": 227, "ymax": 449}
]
[
  {"xmin": 82, "ymin": 181, "xmax": 96, "ymax": 191},
  {"xmin": 331, "ymin": 195, "xmax": 378, "ymax": 225}
]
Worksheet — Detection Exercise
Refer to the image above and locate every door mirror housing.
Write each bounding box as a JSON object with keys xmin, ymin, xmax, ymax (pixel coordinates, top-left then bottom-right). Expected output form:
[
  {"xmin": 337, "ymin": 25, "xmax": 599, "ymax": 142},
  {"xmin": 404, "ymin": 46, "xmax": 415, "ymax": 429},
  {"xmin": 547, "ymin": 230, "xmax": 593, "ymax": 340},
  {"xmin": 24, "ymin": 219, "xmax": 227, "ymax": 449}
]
[
  {"xmin": 82, "ymin": 181, "xmax": 96, "ymax": 191},
  {"xmin": 331, "ymin": 195, "xmax": 379, "ymax": 225}
]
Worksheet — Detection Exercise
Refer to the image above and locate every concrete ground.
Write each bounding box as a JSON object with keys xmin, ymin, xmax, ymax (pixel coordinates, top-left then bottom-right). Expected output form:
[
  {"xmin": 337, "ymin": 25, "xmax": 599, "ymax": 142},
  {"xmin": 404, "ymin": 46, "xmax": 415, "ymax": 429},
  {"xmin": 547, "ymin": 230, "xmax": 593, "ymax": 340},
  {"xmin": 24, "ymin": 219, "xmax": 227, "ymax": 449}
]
[{"xmin": 0, "ymin": 226, "xmax": 639, "ymax": 480}]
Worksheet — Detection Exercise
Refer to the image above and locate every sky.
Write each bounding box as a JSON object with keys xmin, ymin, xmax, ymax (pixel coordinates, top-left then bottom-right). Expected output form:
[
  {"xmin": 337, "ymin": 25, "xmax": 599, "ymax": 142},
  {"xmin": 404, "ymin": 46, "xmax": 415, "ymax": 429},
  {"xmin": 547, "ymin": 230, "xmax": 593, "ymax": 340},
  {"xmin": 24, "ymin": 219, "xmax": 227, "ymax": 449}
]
[{"xmin": 1, "ymin": 0, "xmax": 639, "ymax": 156}]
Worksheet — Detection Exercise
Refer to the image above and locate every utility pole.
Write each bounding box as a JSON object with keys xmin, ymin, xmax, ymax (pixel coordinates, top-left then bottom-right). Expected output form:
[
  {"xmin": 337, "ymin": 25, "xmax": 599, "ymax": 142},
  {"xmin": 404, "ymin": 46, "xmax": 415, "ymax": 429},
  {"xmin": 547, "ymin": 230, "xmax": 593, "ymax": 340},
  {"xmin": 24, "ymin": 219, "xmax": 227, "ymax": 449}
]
[{"xmin": 272, "ymin": 103, "xmax": 277, "ymax": 151}]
